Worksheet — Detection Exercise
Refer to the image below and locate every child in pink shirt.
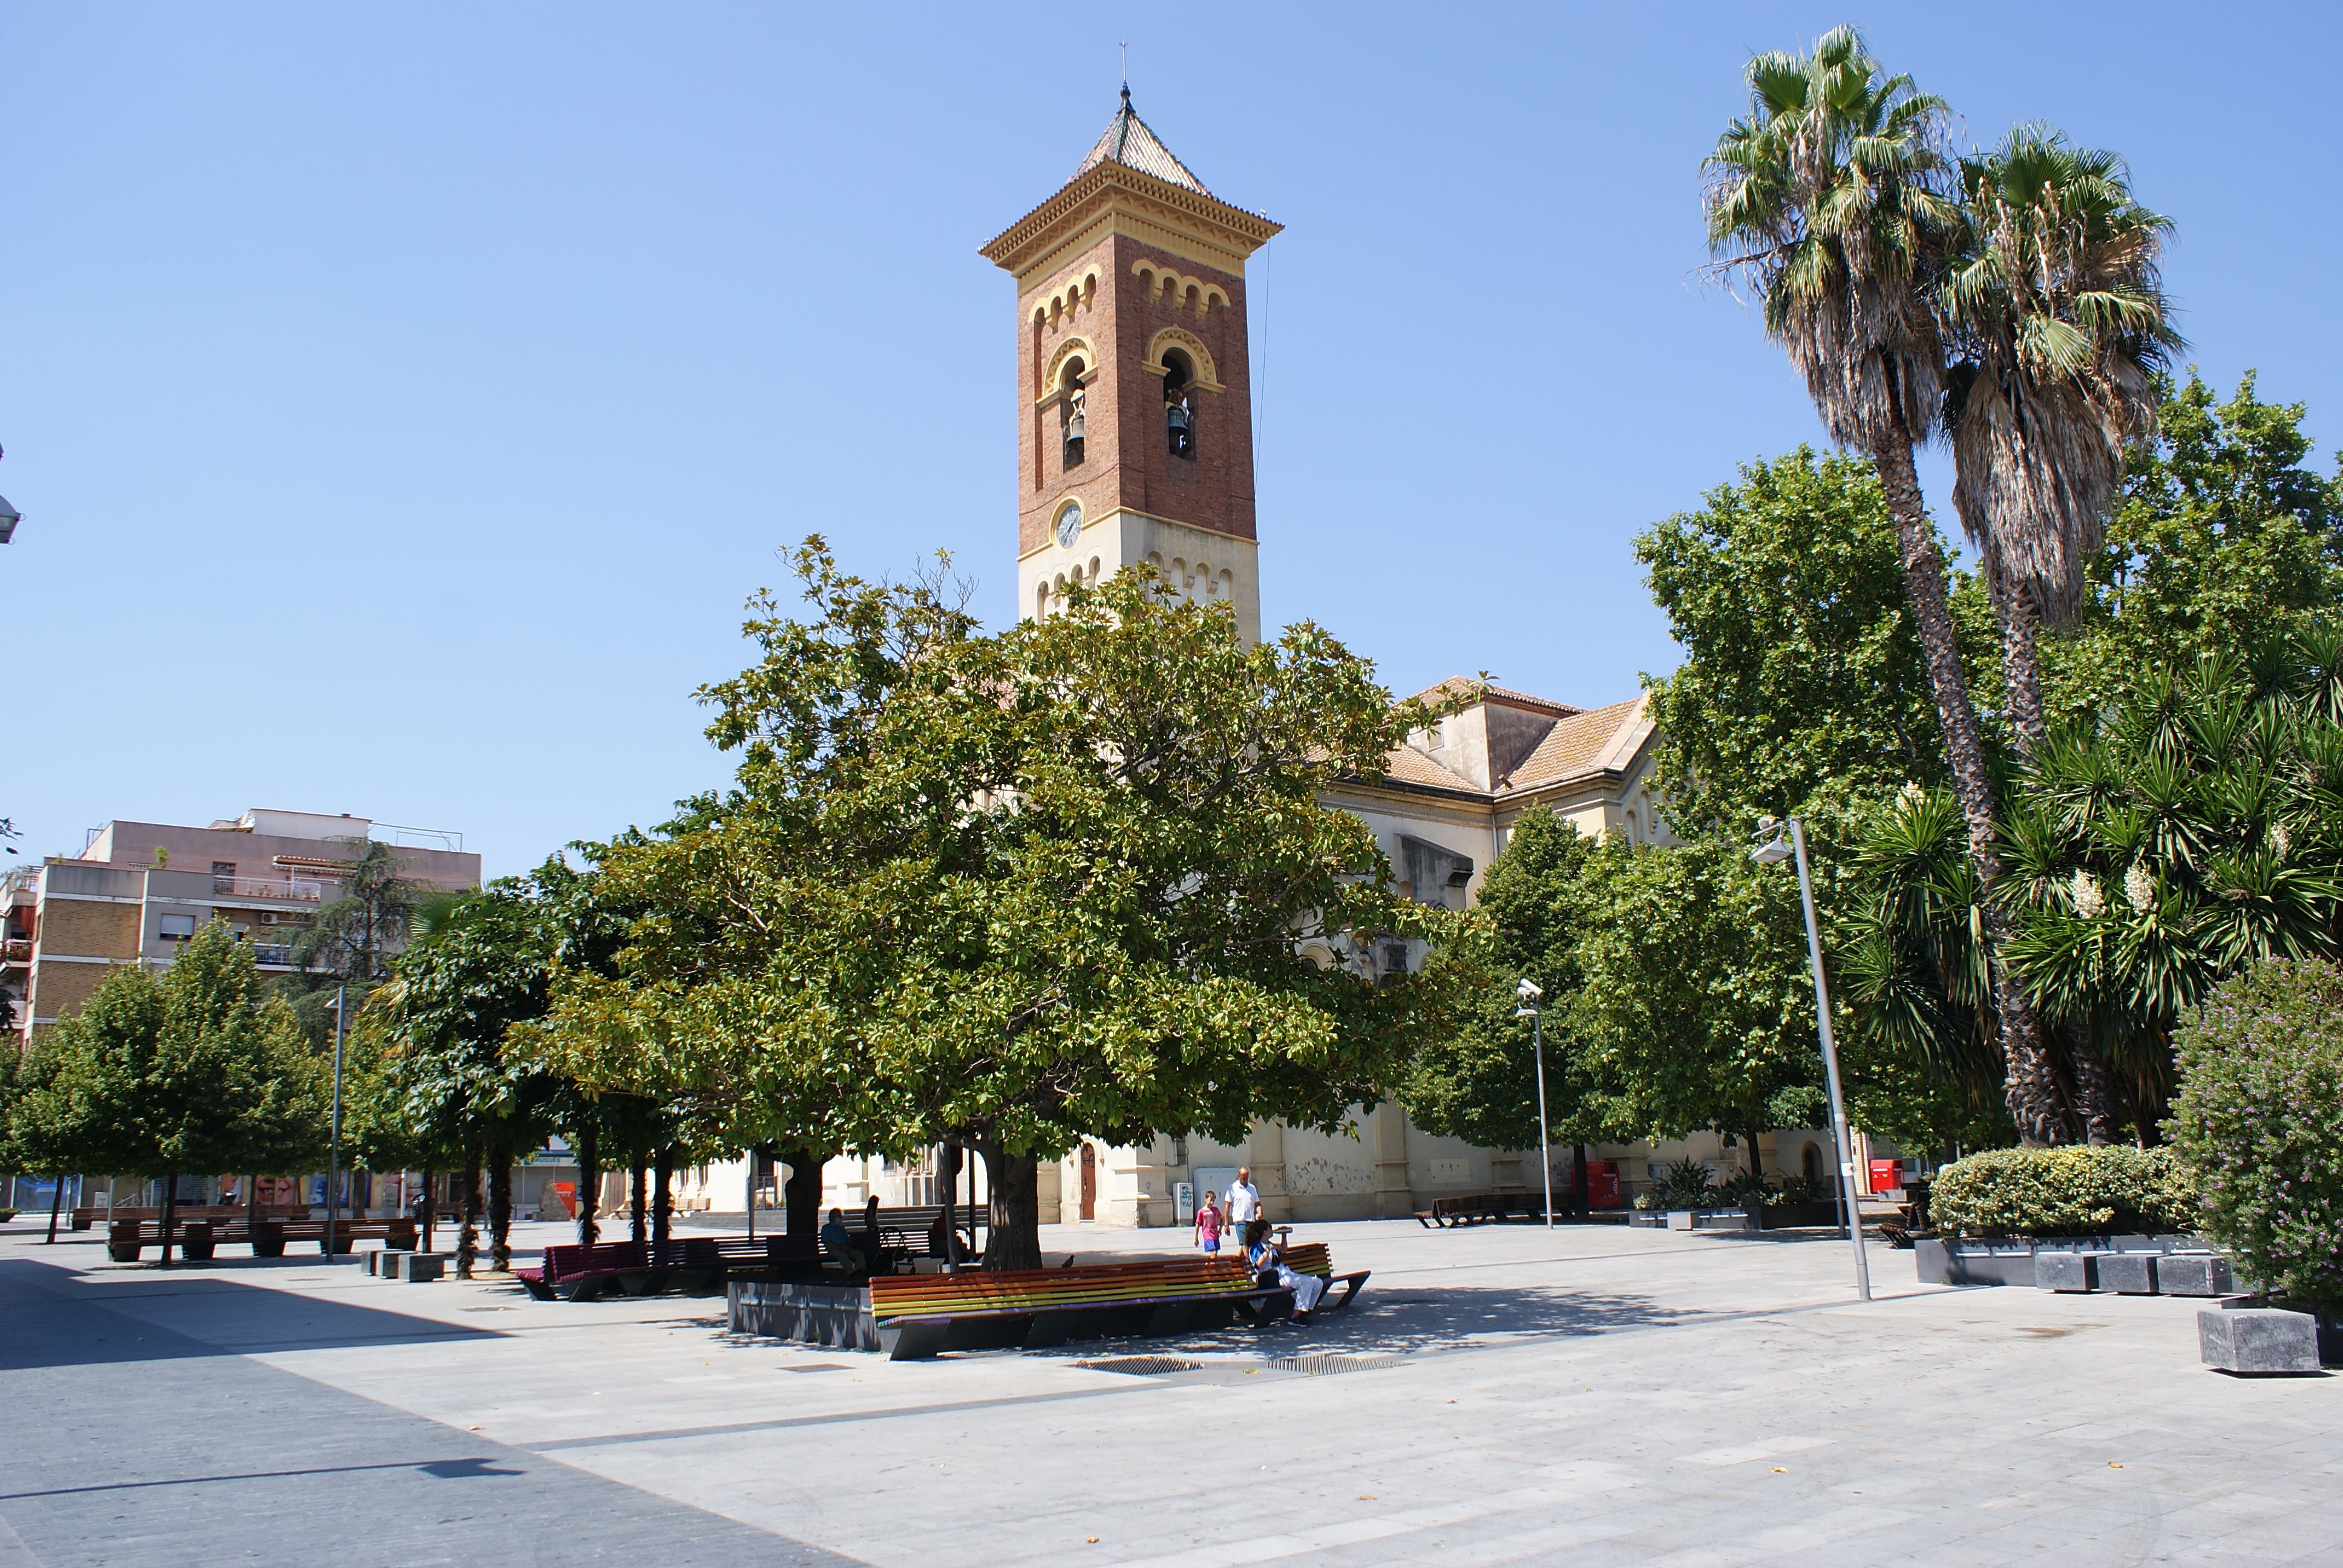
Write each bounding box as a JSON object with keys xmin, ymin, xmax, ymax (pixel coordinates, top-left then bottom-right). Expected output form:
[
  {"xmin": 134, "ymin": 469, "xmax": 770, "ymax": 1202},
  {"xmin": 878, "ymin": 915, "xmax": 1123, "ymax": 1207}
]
[{"xmin": 1195, "ymin": 1192, "xmax": 1224, "ymax": 1254}]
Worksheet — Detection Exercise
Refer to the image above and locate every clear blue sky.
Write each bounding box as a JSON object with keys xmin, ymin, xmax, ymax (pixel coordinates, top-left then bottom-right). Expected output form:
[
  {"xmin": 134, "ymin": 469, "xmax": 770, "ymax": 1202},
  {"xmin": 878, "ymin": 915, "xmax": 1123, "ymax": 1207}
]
[{"xmin": 6, "ymin": 5, "xmax": 2338, "ymax": 877}]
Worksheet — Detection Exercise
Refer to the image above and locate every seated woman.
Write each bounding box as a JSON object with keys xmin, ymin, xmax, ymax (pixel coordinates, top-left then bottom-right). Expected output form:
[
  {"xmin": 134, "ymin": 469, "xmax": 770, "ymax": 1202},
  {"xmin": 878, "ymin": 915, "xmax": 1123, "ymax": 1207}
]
[
  {"xmin": 819, "ymin": 1207, "xmax": 859, "ymax": 1268},
  {"xmin": 1242, "ymin": 1217, "xmax": 1326, "ymax": 1324}
]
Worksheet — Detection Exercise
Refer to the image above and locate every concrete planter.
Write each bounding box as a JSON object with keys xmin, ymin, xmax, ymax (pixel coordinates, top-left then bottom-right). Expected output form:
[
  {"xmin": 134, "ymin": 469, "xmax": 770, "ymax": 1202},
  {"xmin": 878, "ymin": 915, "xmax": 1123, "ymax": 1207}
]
[
  {"xmin": 1916, "ymin": 1233, "xmax": 2212, "ymax": 1288},
  {"xmin": 1756, "ymin": 1200, "xmax": 1844, "ymax": 1230},
  {"xmin": 729, "ymin": 1281, "xmax": 881, "ymax": 1352}
]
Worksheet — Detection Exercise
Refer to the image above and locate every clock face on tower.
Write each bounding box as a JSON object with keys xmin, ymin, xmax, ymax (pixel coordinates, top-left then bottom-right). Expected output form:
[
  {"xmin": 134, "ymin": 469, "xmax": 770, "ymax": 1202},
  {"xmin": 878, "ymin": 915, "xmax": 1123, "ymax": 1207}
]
[{"xmin": 1055, "ymin": 501, "xmax": 1083, "ymax": 549}]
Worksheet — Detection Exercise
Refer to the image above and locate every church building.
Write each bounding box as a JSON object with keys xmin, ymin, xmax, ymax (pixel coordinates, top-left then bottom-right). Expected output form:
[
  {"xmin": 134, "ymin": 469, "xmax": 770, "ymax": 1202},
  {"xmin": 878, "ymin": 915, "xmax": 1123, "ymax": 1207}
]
[{"xmin": 712, "ymin": 93, "xmax": 1853, "ymax": 1232}]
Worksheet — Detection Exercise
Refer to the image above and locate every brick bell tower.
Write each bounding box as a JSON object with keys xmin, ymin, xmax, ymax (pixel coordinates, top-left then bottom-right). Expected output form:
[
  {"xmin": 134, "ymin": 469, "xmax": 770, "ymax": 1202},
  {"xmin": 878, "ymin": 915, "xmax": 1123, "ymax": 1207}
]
[{"xmin": 981, "ymin": 90, "xmax": 1280, "ymax": 644}]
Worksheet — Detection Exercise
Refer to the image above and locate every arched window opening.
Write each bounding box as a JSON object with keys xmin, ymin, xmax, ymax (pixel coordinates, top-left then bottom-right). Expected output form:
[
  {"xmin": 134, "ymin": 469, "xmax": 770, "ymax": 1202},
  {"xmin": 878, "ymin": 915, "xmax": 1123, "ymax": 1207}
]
[
  {"xmin": 1162, "ymin": 350, "xmax": 1196, "ymax": 460},
  {"xmin": 1060, "ymin": 358, "xmax": 1088, "ymax": 468}
]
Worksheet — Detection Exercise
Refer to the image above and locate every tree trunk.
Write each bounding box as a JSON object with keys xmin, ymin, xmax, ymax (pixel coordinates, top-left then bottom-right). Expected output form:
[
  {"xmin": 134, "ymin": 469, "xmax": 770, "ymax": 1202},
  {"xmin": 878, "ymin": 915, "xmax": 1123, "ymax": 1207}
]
[
  {"xmin": 1991, "ymin": 580, "xmax": 2049, "ymax": 758},
  {"xmin": 652, "ymin": 1147, "xmax": 673, "ymax": 1247},
  {"xmin": 159, "ymin": 1172, "xmax": 179, "ymax": 1266},
  {"xmin": 45, "ymin": 1172, "xmax": 65, "ymax": 1244},
  {"xmin": 1743, "ymin": 1122, "xmax": 1766, "ymax": 1184},
  {"xmin": 976, "ymin": 1140, "xmax": 1042, "ymax": 1272},
  {"xmin": 2065, "ymin": 1025, "xmax": 2118, "ymax": 1147},
  {"xmin": 939, "ymin": 1140, "xmax": 965, "ymax": 1263},
  {"xmin": 630, "ymin": 1154, "xmax": 648, "ymax": 1243},
  {"xmin": 420, "ymin": 1169, "xmax": 436, "ymax": 1253},
  {"xmin": 576, "ymin": 1124, "xmax": 600, "ymax": 1247},
  {"xmin": 1871, "ymin": 439, "xmax": 2070, "ymax": 1146},
  {"xmin": 779, "ymin": 1148, "xmax": 825, "ymax": 1243},
  {"xmin": 487, "ymin": 1142, "xmax": 513, "ymax": 1272},
  {"xmin": 456, "ymin": 1143, "xmax": 482, "ymax": 1279},
  {"xmin": 1571, "ymin": 1143, "xmax": 1590, "ymax": 1218}
]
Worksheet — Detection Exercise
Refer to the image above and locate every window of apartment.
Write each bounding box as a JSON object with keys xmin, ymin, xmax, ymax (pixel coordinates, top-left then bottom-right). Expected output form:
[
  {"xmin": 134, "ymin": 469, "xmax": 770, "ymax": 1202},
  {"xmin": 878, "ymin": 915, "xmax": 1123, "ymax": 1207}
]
[
  {"xmin": 211, "ymin": 860, "xmax": 238, "ymax": 894},
  {"xmin": 157, "ymin": 913, "xmax": 196, "ymax": 942}
]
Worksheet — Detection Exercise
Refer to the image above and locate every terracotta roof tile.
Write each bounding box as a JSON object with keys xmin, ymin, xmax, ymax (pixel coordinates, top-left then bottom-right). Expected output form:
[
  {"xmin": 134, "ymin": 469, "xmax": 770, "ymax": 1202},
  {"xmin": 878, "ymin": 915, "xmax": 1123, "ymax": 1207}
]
[
  {"xmin": 1403, "ymin": 676, "xmax": 1582, "ymax": 720},
  {"xmin": 1499, "ymin": 696, "xmax": 1650, "ymax": 793}
]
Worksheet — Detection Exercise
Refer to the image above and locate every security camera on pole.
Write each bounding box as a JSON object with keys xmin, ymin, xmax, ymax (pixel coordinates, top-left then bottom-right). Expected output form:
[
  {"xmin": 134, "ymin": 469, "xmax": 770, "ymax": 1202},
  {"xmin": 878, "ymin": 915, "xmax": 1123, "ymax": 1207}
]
[
  {"xmin": 1750, "ymin": 815, "xmax": 1870, "ymax": 1301},
  {"xmin": 1515, "ymin": 978, "xmax": 1552, "ymax": 1228}
]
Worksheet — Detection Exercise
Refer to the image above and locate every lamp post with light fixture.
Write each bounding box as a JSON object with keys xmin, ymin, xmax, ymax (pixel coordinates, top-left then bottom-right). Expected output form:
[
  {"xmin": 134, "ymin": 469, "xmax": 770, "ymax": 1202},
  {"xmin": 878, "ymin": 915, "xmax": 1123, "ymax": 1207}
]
[
  {"xmin": 1516, "ymin": 978, "xmax": 1553, "ymax": 1228},
  {"xmin": 1751, "ymin": 815, "xmax": 1870, "ymax": 1301}
]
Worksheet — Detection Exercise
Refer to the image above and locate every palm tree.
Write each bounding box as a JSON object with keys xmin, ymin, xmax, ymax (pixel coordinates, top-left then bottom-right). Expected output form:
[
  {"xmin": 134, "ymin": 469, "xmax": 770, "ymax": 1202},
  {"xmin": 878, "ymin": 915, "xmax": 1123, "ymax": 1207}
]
[
  {"xmin": 1942, "ymin": 126, "xmax": 2182, "ymax": 751},
  {"xmin": 1706, "ymin": 27, "xmax": 2067, "ymax": 1142}
]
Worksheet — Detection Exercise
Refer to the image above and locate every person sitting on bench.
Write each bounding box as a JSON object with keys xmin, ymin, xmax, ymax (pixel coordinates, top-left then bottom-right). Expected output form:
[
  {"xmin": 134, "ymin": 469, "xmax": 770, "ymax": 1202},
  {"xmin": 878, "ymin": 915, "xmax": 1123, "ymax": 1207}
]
[
  {"xmin": 819, "ymin": 1207, "xmax": 859, "ymax": 1268},
  {"xmin": 1243, "ymin": 1218, "xmax": 1325, "ymax": 1324}
]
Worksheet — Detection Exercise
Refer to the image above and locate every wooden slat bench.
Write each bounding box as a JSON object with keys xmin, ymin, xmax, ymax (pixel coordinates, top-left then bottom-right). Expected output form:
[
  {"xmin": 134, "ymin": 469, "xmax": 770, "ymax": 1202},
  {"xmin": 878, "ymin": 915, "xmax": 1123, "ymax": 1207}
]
[
  {"xmin": 1277, "ymin": 1242, "xmax": 1374, "ymax": 1315},
  {"xmin": 863, "ymin": 1244, "xmax": 1371, "ymax": 1361},
  {"xmin": 105, "ymin": 1217, "xmax": 417, "ymax": 1262},
  {"xmin": 75, "ymin": 1204, "xmax": 309, "ymax": 1233},
  {"xmin": 514, "ymin": 1238, "xmax": 731, "ymax": 1301},
  {"xmin": 1412, "ymin": 1193, "xmax": 1522, "ymax": 1228}
]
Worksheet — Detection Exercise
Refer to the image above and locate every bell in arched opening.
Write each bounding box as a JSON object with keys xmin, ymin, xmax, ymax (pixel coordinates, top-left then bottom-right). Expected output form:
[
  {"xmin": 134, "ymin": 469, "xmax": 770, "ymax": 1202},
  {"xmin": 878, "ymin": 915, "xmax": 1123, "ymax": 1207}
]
[
  {"xmin": 1060, "ymin": 359, "xmax": 1088, "ymax": 468},
  {"xmin": 1162, "ymin": 350, "xmax": 1196, "ymax": 459}
]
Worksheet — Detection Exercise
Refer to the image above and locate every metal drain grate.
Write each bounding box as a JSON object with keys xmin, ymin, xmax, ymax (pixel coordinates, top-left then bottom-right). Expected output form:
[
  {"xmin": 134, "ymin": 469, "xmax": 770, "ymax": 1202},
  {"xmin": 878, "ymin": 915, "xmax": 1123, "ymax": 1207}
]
[
  {"xmin": 1262, "ymin": 1354, "xmax": 1397, "ymax": 1377},
  {"xmin": 1076, "ymin": 1356, "xmax": 1204, "ymax": 1377}
]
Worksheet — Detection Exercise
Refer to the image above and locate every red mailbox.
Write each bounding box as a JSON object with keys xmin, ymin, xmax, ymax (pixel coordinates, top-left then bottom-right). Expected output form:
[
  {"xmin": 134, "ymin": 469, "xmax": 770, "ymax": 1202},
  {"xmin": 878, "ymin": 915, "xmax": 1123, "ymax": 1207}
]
[
  {"xmin": 1868, "ymin": 1159, "xmax": 1903, "ymax": 1195},
  {"xmin": 1585, "ymin": 1160, "xmax": 1622, "ymax": 1210}
]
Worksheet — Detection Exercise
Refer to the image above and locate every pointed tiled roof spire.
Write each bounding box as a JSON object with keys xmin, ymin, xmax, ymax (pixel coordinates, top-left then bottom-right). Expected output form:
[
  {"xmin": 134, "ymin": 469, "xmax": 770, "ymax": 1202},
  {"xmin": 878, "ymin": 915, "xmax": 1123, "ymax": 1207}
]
[{"xmin": 1073, "ymin": 87, "xmax": 1212, "ymax": 196}]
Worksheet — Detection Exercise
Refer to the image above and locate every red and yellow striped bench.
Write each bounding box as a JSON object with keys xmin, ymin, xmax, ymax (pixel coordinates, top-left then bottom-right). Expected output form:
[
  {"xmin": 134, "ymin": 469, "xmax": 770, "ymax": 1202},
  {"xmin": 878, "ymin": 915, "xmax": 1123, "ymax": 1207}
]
[{"xmin": 865, "ymin": 1247, "xmax": 1369, "ymax": 1360}]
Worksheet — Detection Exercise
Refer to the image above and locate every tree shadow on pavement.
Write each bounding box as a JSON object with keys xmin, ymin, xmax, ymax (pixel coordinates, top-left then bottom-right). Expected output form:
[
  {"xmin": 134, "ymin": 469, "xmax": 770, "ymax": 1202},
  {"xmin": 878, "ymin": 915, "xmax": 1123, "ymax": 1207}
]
[
  {"xmin": 1034, "ymin": 1282, "xmax": 1699, "ymax": 1364},
  {"xmin": 0, "ymin": 1257, "xmax": 501, "ymax": 1371}
]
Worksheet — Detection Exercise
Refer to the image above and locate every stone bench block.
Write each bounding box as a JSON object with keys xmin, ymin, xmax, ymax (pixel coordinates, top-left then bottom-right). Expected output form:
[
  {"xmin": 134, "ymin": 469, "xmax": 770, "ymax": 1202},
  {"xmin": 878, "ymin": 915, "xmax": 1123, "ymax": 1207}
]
[
  {"xmin": 385, "ymin": 1252, "xmax": 446, "ymax": 1282},
  {"xmin": 2034, "ymin": 1250, "xmax": 2107, "ymax": 1292},
  {"xmin": 2199, "ymin": 1308, "xmax": 2322, "ymax": 1374},
  {"xmin": 2158, "ymin": 1254, "xmax": 2235, "ymax": 1297},
  {"xmin": 2096, "ymin": 1253, "xmax": 2158, "ymax": 1295}
]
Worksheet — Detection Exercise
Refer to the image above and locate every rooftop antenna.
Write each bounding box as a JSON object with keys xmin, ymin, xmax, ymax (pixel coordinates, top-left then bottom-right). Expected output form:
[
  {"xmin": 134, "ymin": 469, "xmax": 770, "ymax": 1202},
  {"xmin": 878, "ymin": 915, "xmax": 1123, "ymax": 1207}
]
[{"xmin": 1120, "ymin": 41, "xmax": 1129, "ymax": 103}]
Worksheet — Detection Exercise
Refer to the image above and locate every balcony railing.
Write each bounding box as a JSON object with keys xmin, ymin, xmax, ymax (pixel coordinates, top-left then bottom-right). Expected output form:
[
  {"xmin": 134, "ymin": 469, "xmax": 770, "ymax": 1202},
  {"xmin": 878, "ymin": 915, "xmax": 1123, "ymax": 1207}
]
[
  {"xmin": 148, "ymin": 868, "xmax": 330, "ymax": 904},
  {"xmin": 1, "ymin": 937, "xmax": 29, "ymax": 963},
  {"xmin": 249, "ymin": 942, "xmax": 296, "ymax": 967}
]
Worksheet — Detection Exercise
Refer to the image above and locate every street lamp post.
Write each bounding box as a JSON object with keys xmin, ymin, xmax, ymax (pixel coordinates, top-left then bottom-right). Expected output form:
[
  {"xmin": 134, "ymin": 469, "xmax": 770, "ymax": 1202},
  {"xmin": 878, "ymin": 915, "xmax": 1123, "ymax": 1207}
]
[
  {"xmin": 1752, "ymin": 815, "xmax": 1871, "ymax": 1302},
  {"xmin": 1516, "ymin": 979, "xmax": 1552, "ymax": 1228},
  {"xmin": 325, "ymin": 984, "xmax": 348, "ymax": 1263}
]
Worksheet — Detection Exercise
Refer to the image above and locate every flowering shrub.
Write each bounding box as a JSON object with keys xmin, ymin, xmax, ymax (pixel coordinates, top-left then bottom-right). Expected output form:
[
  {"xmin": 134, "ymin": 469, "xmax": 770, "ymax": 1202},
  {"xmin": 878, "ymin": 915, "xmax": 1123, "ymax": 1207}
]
[
  {"xmin": 2167, "ymin": 958, "xmax": 2343, "ymax": 1314},
  {"xmin": 1929, "ymin": 1145, "xmax": 2200, "ymax": 1237}
]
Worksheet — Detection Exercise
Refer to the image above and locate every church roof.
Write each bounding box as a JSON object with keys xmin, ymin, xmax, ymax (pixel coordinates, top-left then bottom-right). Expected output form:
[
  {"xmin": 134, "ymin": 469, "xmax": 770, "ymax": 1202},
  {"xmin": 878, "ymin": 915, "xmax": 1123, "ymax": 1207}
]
[
  {"xmin": 1075, "ymin": 89, "xmax": 1211, "ymax": 195},
  {"xmin": 1361, "ymin": 685, "xmax": 1655, "ymax": 803}
]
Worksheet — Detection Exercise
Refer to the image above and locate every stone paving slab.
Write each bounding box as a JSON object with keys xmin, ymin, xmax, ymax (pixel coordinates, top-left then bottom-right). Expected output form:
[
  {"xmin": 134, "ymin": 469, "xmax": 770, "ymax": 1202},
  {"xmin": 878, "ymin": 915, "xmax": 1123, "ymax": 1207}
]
[{"xmin": 2, "ymin": 1216, "xmax": 2338, "ymax": 1566}]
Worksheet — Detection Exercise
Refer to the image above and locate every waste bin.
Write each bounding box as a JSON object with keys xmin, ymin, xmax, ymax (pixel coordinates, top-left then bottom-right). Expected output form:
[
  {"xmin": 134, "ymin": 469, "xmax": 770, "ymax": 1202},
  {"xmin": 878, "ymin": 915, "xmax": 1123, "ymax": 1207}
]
[{"xmin": 1586, "ymin": 1160, "xmax": 1622, "ymax": 1209}]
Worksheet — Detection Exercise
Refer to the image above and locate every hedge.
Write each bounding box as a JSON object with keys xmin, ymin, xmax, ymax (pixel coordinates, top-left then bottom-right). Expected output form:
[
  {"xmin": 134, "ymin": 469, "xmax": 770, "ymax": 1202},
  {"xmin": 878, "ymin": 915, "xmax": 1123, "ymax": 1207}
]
[
  {"xmin": 1930, "ymin": 1144, "xmax": 2201, "ymax": 1238},
  {"xmin": 2167, "ymin": 958, "xmax": 2343, "ymax": 1315}
]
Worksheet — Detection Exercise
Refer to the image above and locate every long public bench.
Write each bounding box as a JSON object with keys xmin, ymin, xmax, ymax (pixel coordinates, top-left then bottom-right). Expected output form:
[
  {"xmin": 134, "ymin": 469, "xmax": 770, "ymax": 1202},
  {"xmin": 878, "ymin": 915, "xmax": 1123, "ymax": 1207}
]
[
  {"xmin": 106, "ymin": 1217, "xmax": 419, "ymax": 1262},
  {"xmin": 514, "ymin": 1238, "xmax": 742, "ymax": 1301},
  {"xmin": 73, "ymin": 1204, "xmax": 311, "ymax": 1233},
  {"xmin": 858, "ymin": 1243, "xmax": 1371, "ymax": 1361},
  {"xmin": 1413, "ymin": 1192, "xmax": 1531, "ymax": 1228}
]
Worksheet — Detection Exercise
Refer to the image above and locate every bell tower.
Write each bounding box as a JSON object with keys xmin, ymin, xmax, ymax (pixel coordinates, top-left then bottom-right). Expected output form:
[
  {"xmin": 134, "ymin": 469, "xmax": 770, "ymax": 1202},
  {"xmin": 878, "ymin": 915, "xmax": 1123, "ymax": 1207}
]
[{"xmin": 981, "ymin": 91, "xmax": 1280, "ymax": 643}]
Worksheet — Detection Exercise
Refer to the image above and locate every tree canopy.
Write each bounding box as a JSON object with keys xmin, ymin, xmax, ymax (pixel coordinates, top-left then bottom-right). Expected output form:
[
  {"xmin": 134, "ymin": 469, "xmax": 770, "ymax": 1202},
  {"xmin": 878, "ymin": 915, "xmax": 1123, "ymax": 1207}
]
[{"xmin": 536, "ymin": 541, "xmax": 1472, "ymax": 1264}]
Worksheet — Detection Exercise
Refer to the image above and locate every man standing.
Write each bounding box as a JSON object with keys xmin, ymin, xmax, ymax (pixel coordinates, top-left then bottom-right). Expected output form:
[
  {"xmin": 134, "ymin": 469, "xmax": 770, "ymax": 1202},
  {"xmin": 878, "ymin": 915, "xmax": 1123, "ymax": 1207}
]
[{"xmin": 1225, "ymin": 1167, "xmax": 1260, "ymax": 1240}]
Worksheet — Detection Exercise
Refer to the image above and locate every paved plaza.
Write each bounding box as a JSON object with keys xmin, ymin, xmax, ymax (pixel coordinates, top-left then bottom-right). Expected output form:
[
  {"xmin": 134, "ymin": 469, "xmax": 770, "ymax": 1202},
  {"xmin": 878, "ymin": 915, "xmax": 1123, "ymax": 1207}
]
[{"xmin": 1, "ymin": 1217, "xmax": 2338, "ymax": 1567}]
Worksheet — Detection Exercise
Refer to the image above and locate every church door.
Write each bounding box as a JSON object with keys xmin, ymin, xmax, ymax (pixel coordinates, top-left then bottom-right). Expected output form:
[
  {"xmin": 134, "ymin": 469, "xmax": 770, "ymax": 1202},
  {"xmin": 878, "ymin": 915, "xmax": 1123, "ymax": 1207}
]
[{"xmin": 1079, "ymin": 1144, "xmax": 1096, "ymax": 1222}]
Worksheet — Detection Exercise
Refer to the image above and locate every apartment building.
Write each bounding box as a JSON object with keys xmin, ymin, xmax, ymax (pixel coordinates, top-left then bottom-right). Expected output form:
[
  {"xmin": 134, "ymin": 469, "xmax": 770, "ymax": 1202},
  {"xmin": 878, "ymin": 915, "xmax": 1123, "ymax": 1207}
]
[{"xmin": 1, "ymin": 807, "xmax": 480, "ymax": 1040}]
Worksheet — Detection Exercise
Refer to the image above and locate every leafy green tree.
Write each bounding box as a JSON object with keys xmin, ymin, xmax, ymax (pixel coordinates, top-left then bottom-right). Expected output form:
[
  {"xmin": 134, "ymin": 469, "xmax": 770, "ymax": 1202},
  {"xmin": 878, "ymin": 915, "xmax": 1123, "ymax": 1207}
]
[
  {"xmin": 2167, "ymin": 956, "xmax": 2343, "ymax": 1313},
  {"xmin": 293, "ymin": 838, "xmax": 433, "ymax": 985},
  {"xmin": 542, "ymin": 541, "xmax": 1469, "ymax": 1269},
  {"xmin": 2051, "ymin": 370, "xmax": 2343, "ymax": 720},
  {"xmin": 1395, "ymin": 809, "xmax": 1614, "ymax": 1206},
  {"xmin": 1639, "ymin": 448, "xmax": 1996, "ymax": 838},
  {"xmin": 1566, "ymin": 838, "xmax": 1824, "ymax": 1175},
  {"xmin": 369, "ymin": 867, "xmax": 578, "ymax": 1272},
  {"xmin": 1941, "ymin": 126, "xmax": 2180, "ymax": 751},
  {"xmin": 1706, "ymin": 25, "xmax": 2062, "ymax": 1142},
  {"xmin": 11, "ymin": 923, "xmax": 327, "ymax": 1261}
]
